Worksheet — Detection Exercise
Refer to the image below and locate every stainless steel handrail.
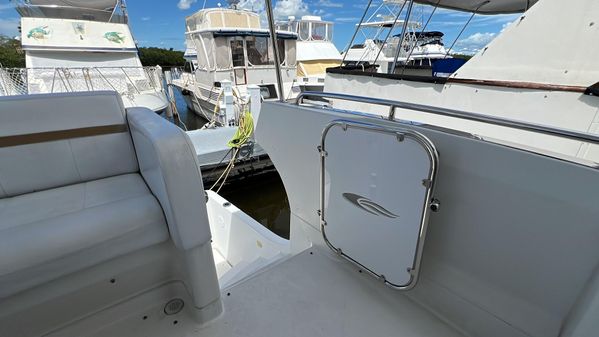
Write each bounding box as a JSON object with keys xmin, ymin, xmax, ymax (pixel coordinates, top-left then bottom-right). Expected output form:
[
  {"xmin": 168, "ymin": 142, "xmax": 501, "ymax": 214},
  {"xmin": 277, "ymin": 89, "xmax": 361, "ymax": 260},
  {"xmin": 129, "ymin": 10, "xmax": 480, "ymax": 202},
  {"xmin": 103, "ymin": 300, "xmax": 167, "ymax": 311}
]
[
  {"xmin": 296, "ymin": 91, "xmax": 599, "ymax": 146},
  {"xmin": 0, "ymin": 66, "xmax": 164, "ymax": 97}
]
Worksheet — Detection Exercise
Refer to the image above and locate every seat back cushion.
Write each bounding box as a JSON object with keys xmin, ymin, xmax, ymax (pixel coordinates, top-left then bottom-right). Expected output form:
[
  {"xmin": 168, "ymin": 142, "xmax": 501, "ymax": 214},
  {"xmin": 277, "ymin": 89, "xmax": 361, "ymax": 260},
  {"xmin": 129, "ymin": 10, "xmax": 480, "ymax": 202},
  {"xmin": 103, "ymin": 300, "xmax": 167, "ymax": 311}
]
[{"xmin": 0, "ymin": 92, "xmax": 138, "ymax": 197}]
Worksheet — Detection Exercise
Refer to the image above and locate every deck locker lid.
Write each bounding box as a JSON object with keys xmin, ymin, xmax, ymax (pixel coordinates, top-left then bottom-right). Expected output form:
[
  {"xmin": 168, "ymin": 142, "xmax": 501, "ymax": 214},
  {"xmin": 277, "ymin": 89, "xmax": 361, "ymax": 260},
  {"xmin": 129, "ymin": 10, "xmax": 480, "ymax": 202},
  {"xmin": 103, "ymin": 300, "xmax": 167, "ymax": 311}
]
[{"xmin": 320, "ymin": 121, "xmax": 438, "ymax": 289}]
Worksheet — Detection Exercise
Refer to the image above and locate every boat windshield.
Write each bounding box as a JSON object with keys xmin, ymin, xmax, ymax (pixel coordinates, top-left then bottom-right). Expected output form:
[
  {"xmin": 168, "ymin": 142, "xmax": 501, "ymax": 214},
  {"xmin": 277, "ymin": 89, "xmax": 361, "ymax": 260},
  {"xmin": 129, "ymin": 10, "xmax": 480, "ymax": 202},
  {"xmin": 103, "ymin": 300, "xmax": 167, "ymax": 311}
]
[
  {"xmin": 246, "ymin": 36, "xmax": 272, "ymax": 66},
  {"xmin": 279, "ymin": 20, "xmax": 333, "ymax": 42}
]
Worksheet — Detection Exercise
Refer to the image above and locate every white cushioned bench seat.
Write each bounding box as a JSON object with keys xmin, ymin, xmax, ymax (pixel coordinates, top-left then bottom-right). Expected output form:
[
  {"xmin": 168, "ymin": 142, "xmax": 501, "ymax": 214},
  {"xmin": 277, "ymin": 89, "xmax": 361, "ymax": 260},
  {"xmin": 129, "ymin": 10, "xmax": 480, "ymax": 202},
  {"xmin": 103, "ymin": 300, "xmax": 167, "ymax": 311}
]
[
  {"xmin": 0, "ymin": 93, "xmax": 220, "ymax": 321},
  {"xmin": 0, "ymin": 173, "xmax": 169, "ymax": 298}
]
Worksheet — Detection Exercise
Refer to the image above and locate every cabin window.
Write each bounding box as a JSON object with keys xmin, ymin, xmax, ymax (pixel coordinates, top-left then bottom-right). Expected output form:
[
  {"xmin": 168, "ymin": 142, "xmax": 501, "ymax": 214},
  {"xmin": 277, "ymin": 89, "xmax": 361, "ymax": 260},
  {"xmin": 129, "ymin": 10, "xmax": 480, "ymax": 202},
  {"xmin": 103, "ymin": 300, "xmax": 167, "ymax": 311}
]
[
  {"xmin": 192, "ymin": 34, "xmax": 209, "ymax": 70},
  {"xmin": 277, "ymin": 23, "xmax": 289, "ymax": 31},
  {"xmin": 230, "ymin": 39, "xmax": 245, "ymax": 67},
  {"xmin": 215, "ymin": 37, "xmax": 231, "ymax": 69},
  {"xmin": 311, "ymin": 22, "xmax": 326, "ymax": 41},
  {"xmin": 326, "ymin": 24, "xmax": 333, "ymax": 41},
  {"xmin": 183, "ymin": 61, "xmax": 193, "ymax": 73},
  {"xmin": 290, "ymin": 21, "xmax": 299, "ymax": 34},
  {"xmin": 278, "ymin": 40, "xmax": 286, "ymax": 65},
  {"xmin": 203, "ymin": 33, "xmax": 216, "ymax": 69},
  {"xmin": 286, "ymin": 39, "xmax": 296, "ymax": 66},
  {"xmin": 247, "ymin": 36, "xmax": 271, "ymax": 66},
  {"xmin": 299, "ymin": 22, "xmax": 310, "ymax": 41}
]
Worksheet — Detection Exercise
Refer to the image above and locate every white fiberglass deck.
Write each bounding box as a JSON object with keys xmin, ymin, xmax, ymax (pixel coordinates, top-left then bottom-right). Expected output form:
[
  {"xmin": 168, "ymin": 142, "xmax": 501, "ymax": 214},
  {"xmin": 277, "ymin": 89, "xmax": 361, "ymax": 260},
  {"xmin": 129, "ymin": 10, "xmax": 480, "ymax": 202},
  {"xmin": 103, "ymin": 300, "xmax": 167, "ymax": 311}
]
[
  {"xmin": 202, "ymin": 249, "xmax": 464, "ymax": 336},
  {"xmin": 59, "ymin": 249, "xmax": 465, "ymax": 337}
]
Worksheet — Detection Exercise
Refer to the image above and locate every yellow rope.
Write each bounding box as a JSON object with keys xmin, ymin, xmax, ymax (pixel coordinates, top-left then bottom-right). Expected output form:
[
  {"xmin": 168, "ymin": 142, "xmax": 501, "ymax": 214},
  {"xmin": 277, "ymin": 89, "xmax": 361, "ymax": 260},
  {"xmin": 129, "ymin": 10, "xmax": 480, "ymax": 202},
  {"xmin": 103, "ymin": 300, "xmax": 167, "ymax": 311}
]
[
  {"xmin": 210, "ymin": 102, "xmax": 254, "ymax": 192},
  {"xmin": 227, "ymin": 108, "xmax": 254, "ymax": 148}
]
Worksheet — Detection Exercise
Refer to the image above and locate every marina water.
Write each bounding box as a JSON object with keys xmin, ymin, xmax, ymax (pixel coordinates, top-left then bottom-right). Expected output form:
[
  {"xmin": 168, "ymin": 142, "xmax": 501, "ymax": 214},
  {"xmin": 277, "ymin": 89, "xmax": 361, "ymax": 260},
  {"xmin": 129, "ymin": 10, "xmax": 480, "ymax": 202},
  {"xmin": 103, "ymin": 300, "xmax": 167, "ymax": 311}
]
[{"xmin": 165, "ymin": 84, "xmax": 290, "ymax": 239}]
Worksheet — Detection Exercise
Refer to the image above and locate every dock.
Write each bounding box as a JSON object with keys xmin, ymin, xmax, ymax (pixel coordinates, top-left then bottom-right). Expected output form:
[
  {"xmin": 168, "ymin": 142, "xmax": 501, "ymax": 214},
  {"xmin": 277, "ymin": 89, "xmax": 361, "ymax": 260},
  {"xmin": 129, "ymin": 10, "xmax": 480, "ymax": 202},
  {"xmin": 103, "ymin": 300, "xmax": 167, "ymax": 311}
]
[{"xmin": 186, "ymin": 127, "xmax": 274, "ymax": 186}]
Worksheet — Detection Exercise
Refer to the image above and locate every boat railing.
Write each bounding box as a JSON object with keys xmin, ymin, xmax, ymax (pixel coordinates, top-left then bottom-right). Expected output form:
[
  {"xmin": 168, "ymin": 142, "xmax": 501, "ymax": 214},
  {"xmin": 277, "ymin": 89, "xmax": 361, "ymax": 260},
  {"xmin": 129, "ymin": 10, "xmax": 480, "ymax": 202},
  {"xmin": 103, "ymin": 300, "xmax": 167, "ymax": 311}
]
[
  {"xmin": 170, "ymin": 67, "xmax": 183, "ymax": 80},
  {"xmin": 11, "ymin": 0, "xmax": 128, "ymax": 24},
  {"xmin": 0, "ymin": 66, "xmax": 164, "ymax": 97},
  {"xmin": 296, "ymin": 91, "xmax": 599, "ymax": 147}
]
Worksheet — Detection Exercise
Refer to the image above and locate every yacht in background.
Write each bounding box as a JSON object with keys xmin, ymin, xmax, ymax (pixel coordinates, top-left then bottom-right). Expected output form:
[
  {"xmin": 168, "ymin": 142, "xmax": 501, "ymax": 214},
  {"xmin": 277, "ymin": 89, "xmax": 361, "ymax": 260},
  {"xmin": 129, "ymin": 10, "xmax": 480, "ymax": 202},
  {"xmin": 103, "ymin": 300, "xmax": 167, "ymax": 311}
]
[
  {"xmin": 276, "ymin": 15, "xmax": 341, "ymax": 92},
  {"xmin": 326, "ymin": 0, "xmax": 599, "ymax": 163},
  {"xmin": 172, "ymin": 6, "xmax": 299, "ymax": 123},
  {"xmin": 0, "ymin": 0, "xmax": 168, "ymax": 112},
  {"xmin": 341, "ymin": 0, "xmax": 453, "ymax": 76}
]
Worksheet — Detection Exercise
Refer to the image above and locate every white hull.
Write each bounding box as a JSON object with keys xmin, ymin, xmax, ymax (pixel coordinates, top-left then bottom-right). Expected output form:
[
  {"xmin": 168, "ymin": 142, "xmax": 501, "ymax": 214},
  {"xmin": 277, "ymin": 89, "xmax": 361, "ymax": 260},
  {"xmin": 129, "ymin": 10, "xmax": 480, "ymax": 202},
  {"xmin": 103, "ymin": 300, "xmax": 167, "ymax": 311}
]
[
  {"xmin": 325, "ymin": 71, "xmax": 599, "ymax": 162},
  {"xmin": 171, "ymin": 74, "xmax": 299, "ymax": 121}
]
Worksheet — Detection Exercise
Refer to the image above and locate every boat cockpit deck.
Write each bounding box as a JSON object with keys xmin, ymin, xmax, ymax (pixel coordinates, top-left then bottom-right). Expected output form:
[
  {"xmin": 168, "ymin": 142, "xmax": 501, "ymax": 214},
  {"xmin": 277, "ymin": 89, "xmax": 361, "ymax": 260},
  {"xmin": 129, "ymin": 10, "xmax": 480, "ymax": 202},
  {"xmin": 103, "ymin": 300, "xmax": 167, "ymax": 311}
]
[{"xmin": 47, "ymin": 249, "xmax": 465, "ymax": 337}]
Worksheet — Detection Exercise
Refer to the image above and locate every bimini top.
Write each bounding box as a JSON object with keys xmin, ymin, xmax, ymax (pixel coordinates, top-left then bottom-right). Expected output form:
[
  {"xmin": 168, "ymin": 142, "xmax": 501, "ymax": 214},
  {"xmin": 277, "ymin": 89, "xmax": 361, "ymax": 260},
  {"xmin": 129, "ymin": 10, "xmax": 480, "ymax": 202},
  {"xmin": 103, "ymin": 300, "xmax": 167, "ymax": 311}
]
[
  {"xmin": 13, "ymin": 0, "xmax": 126, "ymax": 23},
  {"xmin": 185, "ymin": 8, "xmax": 261, "ymax": 32},
  {"xmin": 188, "ymin": 28, "xmax": 298, "ymax": 40},
  {"xmin": 414, "ymin": 0, "xmax": 539, "ymax": 14},
  {"xmin": 25, "ymin": 0, "xmax": 119, "ymax": 11}
]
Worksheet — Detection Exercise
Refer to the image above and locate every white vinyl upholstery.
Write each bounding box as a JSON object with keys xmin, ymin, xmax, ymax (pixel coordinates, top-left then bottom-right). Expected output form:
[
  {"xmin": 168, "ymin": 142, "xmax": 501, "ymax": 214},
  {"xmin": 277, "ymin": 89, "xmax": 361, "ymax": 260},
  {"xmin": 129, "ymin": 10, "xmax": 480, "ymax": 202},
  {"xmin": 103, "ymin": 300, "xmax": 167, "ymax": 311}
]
[
  {"xmin": 0, "ymin": 92, "xmax": 219, "ymax": 317},
  {"xmin": 127, "ymin": 107, "xmax": 211, "ymax": 250},
  {"xmin": 0, "ymin": 174, "xmax": 168, "ymax": 298},
  {"xmin": 0, "ymin": 92, "xmax": 168, "ymax": 299},
  {"xmin": 0, "ymin": 92, "xmax": 138, "ymax": 198},
  {"xmin": 127, "ymin": 108, "xmax": 221, "ymax": 317}
]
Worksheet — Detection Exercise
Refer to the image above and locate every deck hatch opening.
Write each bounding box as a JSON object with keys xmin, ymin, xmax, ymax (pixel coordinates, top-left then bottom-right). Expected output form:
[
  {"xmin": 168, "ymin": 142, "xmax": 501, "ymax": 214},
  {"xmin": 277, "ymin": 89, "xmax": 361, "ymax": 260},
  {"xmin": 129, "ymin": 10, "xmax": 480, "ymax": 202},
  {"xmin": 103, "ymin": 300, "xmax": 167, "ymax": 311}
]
[{"xmin": 319, "ymin": 121, "xmax": 438, "ymax": 290}]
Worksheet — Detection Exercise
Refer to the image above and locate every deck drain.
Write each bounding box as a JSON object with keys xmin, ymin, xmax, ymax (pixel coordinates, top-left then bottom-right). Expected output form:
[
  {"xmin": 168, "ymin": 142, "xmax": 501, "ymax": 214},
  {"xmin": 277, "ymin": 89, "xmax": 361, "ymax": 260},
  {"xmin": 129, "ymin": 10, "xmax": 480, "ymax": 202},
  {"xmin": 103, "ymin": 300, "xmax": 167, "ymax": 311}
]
[{"xmin": 164, "ymin": 298, "xmax": 184, "ymax": 315}]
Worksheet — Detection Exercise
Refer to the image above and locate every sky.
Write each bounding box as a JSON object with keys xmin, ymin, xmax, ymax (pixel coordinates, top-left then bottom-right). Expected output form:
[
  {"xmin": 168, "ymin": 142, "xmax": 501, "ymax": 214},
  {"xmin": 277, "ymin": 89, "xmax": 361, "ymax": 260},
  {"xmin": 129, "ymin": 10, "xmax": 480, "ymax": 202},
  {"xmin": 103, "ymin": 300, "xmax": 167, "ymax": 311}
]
[{"xmin": 0, "ymin": 0, "xmax": 521, "ymax": 55}]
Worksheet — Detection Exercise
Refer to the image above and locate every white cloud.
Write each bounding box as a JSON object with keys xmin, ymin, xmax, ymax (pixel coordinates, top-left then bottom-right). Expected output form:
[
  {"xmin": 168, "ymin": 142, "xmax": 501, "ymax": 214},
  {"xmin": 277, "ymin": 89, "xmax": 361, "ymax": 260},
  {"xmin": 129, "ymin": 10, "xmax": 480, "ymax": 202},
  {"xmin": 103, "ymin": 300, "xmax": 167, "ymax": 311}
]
[
  {"xmin": 0, "ymin": 18, "xmax": 19, "ymax": 38},
  {"xmin": 454, "ymin": 32, "xmax": 496, "ymax": 54},
  {"xmin": 274, "ymin": 0, "xmax": 309, "ymax": 18},
  {"xmin": 238, "ymin": 0, "xmax": 309, "ymax": 21},
  {"xmin": 238, "ymin": 0, "xmax": 265, "ymax": 13},
  {"xmin": 141, "ymin": 17, "xmax": 151, "ymax": 21},
  {"xmin": 177, "ymin": 0, "xmax": 197, "ymax": 10},
  {"xmin": 317, "ymin": 0, "xmax": 342, "ymax": 8}
]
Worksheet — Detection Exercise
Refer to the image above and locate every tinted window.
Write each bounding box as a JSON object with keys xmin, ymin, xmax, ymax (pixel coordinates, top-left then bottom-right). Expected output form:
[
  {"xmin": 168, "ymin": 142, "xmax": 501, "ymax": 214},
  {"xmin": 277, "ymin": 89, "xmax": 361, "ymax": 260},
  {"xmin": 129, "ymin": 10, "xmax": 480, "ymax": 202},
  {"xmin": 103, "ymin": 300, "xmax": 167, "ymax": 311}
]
[
  {"xmin": 246, "ymin": 36, "xmax": 271, "ymax": 66},
  {"xmin": 230, "ymin": 39, "xmax": 245, "ymax": 67},
  {"xmin": 299, "ymin": 22, "xmax": 310, "ymax": 41},
  {"xmin": 312, "ymin": 23, "xmax": 326, "ymax": 40}
]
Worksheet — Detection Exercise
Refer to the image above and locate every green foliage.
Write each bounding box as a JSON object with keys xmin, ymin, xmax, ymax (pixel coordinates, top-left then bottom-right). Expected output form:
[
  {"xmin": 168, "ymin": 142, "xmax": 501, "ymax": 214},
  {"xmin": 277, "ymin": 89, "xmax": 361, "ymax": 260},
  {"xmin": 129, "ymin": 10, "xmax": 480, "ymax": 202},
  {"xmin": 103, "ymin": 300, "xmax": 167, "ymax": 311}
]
[
  {"xmin": 138, "ymin": 47, "xmax": 185, "ymax": 68},
  {"xmin": 0, "ymin": 37, "xmax": 184, "ymax": 69},
  {"xmin": 0, "ymin": 35, "xmax": 25, "ymax": 68}
]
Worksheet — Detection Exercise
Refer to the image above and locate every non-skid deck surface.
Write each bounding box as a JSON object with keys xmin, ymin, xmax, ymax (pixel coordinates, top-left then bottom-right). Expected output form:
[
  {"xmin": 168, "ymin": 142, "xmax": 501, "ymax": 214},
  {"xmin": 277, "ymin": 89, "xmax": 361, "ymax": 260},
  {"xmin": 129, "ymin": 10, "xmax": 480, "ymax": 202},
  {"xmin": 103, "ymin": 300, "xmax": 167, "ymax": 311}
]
[
  {"xmin": 199, "ymin": 248, "xmax": 465, "ymax": 337},
  {"xmin": 55, "ymin": 249, "xmax": 465, "ymax": 337}
]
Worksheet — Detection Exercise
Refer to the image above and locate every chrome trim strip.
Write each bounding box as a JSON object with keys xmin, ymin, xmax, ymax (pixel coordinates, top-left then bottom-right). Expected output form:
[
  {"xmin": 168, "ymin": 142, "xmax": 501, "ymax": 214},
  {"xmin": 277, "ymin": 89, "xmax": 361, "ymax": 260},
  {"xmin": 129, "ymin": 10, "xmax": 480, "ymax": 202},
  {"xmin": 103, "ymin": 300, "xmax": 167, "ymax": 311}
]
[
  {"xmin": 297, "ymin": 91, "xmax": 599, "ymax": 146},
  {"xmin": 319, "ymin": 120, "xmax": 439, "ymax": 290}
]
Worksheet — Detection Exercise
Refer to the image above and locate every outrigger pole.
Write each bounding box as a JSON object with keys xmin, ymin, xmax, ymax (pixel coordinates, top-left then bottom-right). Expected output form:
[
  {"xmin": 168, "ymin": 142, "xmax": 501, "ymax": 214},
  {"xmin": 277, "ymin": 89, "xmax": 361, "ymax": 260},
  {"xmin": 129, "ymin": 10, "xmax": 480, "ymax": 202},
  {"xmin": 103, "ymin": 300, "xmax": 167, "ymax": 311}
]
[
  {"xmin": 340, "ymin": 0, "xmax": 374, "ymax": 66},
  {"xmin": 390, "ymin": 0, "xmax": 415, "ymax": 74},
  {"xmin": 265, "ymin": 0, "xmax": 285, "ymax": 102}
]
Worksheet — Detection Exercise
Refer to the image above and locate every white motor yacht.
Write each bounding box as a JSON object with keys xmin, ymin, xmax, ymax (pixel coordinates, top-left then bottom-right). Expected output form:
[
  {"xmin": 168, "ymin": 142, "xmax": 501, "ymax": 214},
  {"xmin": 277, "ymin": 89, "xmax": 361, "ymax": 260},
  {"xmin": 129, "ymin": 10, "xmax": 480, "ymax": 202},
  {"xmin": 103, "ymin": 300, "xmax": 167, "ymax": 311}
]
[
  {"xmin": 172, "ymin": 6, "xmax": 299, "ymax": 122},
  {"xmin": 326, "ymin": 0, "xmax": 599, "ymax": 163},
  {"xmin": 0, "ymin": 0, "xmax": 168, "ymax": 112},
  {"xmin": 341, "ymin": 0, "xmax": 453, "ymax": 76},
  {"xmin": 276, "ymin": 15, "xmax": 341, "ymax": 92}
]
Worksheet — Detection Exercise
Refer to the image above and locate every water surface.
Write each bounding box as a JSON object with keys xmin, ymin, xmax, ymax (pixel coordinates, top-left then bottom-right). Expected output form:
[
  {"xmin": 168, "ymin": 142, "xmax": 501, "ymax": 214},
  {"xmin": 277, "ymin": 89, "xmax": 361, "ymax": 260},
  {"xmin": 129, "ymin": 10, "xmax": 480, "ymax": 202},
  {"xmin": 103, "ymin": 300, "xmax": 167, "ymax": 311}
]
[{"xmin": 163, "ymin": 87, "xmax": 291, "ymax": 240}]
